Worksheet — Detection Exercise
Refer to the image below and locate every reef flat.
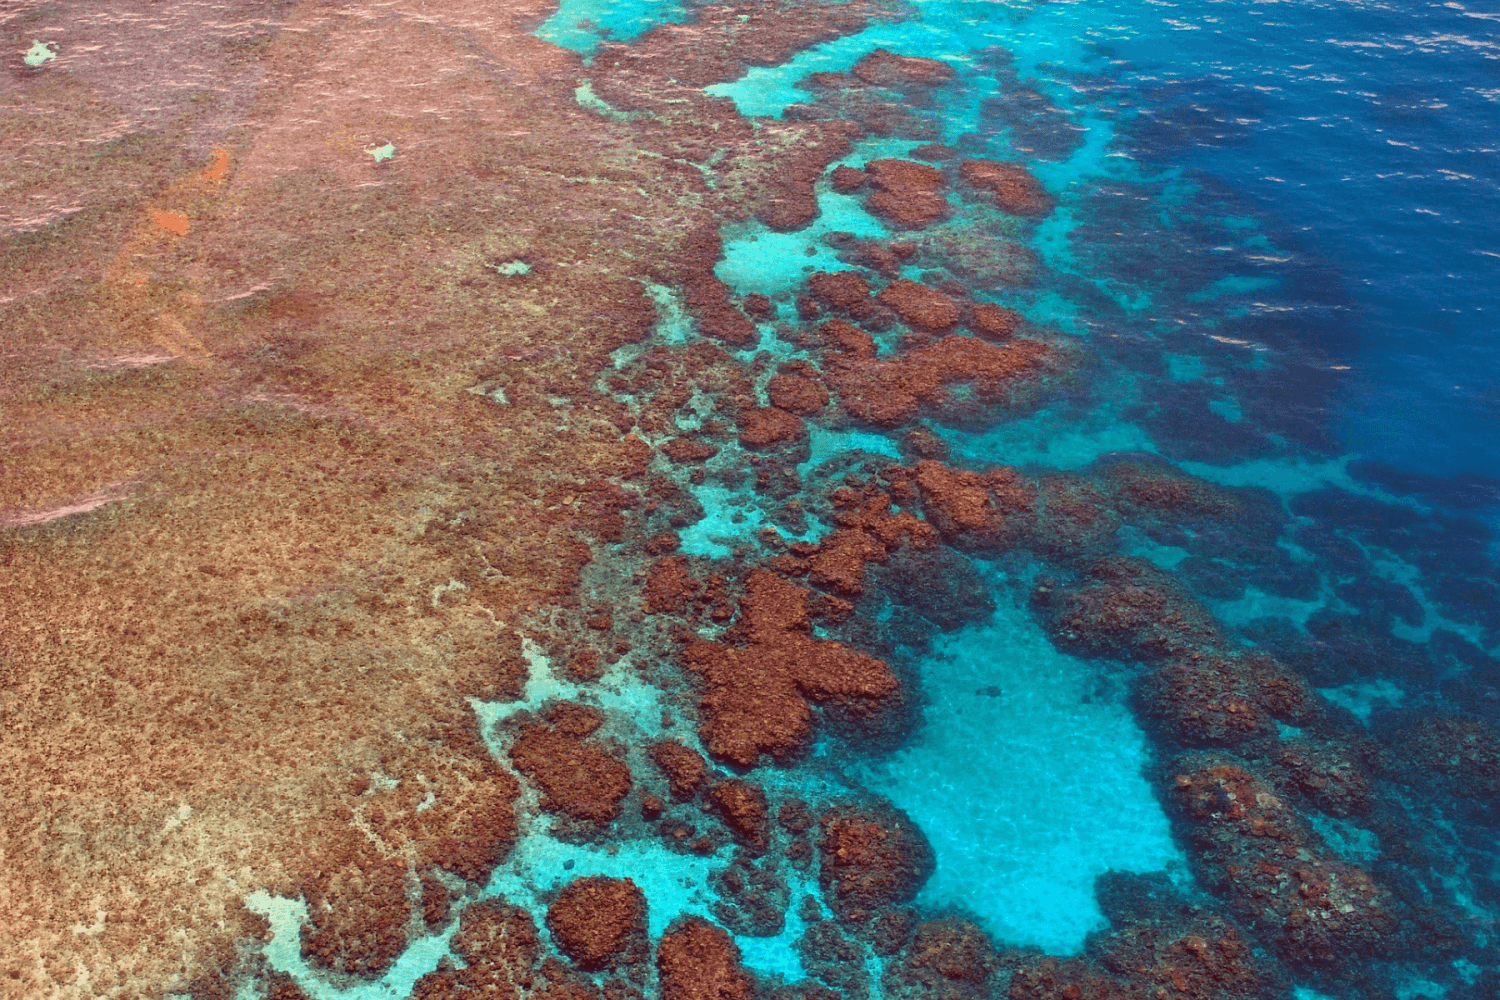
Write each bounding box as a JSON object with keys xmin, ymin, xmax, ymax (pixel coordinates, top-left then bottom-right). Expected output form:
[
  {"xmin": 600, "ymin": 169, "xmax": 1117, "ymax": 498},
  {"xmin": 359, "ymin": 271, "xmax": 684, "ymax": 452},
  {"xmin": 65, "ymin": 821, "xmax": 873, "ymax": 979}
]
[{"xmin": 3, "ymin": 3, "xmax": 1498, "ymax": 1000}]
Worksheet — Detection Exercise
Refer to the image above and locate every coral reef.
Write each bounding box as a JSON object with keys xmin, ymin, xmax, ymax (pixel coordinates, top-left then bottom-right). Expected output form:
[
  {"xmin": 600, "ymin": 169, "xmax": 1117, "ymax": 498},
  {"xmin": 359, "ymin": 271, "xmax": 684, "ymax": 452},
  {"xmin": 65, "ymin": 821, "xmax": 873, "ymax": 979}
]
[
  {"xmin": 657, "ymin": 919, "xmax": 755, "ymax": 1000},
  {"xmin": 864, "ymin": 159, "xmax": 951, "ymax": 230},
  {"xmin": 958, "ymin": 159, "xmax": 1053, "ymax": 217},
  {"xmin": 710, "ymin": 854, "xmax": 791, "ymax": 936},
  {"xmin": 818, "ymin": 321, "xmax": 1060, "ymax": 427},
  {"xmin": 1167, "ymin": 755, "xmax": 1400, "ymax": 972},
  {"xmin": 968, "ymin": 302, "xmax": 1022, "ymax": 341},
  {"xmin": 881, "ymin": 918, "xmax": 997, "ymax": 1000},
  {"xmin": 681, "ymin": 570, "xmax": 901, "ymax": 766},
  {"xmin": 546, "ymin": 877, "xmax": 648, "ymax": 971},
  {"xmin": 1138, "ymin": 652, "xmax": 1317, "ymax": 748},
  {"xmin": 7, "ymin": 1, "xmax": 1494, "ymax": 998},
  {"xmin": 739, "ymin": 407, "xmax": 807, "ymax": 448},
  {"xmin": 817, "ymin": 801, "xmax": 935, "ymax": 922},
  {"xmin": 768, "ymin": 366, "xmax": 831, "ymax": 416},
  {"xmin": 875, "ymin": 280, "xmax": 963, "ymax": 332},
  {"xmin": 798, "ymin": 921, "xmax": 872, "ymax": 998},
  {"xmin": 1032, "ymin": 558, "xmax": 1225, "ymax": 662},
  {"xmin": 649, "ymin": 740, "xmax": 712, "ymax": 801},
  {"xmin": 1005, "ymin": 913, "xmax": 1282, "ymax": 1000},
  {"xmin": 409, "ymin": 899, "xmax": 541, "ymax": 998},
  {"xmin": 508, "ymin": 703, "xmax": 633, "ymax": 826},
  {"xmin": 850, "ymin": 49, "xmax": 957, "ymax": 88},
  {"xmin": 707, "ymin": 780, "xmax": 771, "ymax": 851}
]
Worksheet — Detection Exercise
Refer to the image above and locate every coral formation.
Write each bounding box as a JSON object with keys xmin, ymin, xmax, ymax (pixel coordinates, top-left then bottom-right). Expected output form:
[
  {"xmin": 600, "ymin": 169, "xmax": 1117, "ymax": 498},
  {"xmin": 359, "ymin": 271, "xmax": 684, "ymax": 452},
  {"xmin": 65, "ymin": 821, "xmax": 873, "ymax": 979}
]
[
  {"xmin": 710, "ymin": 854, "xmax": 791, "ymax": 936},
  {"xmin": 707, "ymin": 780, "xmax": 771, "ymax": 851},
  {"xmin": 409, "ymin": 899, "xmax": 542, "ymax": 998},
  {"xmin": 739, "ymin": 407, "xmax": 807, "ymax": 448},
  {"xmin": 958, "ymin": 158, "xmax": 1053, "ymax": 216},
  {"xmin": 657, "ymin": 919, "xmax": 755, "ymax": 1000},
  {"xmin": 5, "ymin": 1, "xmax": 1493, "ymax": 998},
  {"xmin": 681, "ymin": 570, "xmax": 901, "ymax": 766},
  {"xmin": 649, "ymin": 740, "xmax": 712, "ymax": 801},
  {"xmin": 767, "ymin": 366, "xmax": 831, "ymax": 415},
  {"xmin": 850, "ymin": 49, "xmax": 956, "ymax": 88},
  {"xmin": 1033, "ymin": 557, "xmax": 1226, "ymax": 662},
  {"xmin": 1005, "ymin": 893, "xmax": 1283, "ymax": 1000},
  {"xmin": 1139, "ymin": 652, "xmax": 1317, "ymax": 748},
  {"xmin": 817, "ymin": 801, "xmax": 935, "ymax": 922},
  {"xmin": 874, "ymin": 280, "xmax": 963, "ymax": 332},
  {"xmin": 1168, "ymin": 756, "xmax": 1400, "ymax": 971},
  {"xmin": 864, "ymin": 159, "xmax": 951, "ymax": 229},
  {"xmin": 967, "ymin": 302, "xmax": 1022, "ymax": 341},
  {"xmin": 881, "ymin": 918, "xmax": 997, "ymax": 1000},
  {"xmin": 508, "ymin": 703, "xmax": 633, "ymax": 825},
  {"xmin": 818, "ymin": 322, "xmax": 1059, "ymax": 427},
  {"xmin": 545, "ymin": 876, "xmax": 647, "ymax": 971}
]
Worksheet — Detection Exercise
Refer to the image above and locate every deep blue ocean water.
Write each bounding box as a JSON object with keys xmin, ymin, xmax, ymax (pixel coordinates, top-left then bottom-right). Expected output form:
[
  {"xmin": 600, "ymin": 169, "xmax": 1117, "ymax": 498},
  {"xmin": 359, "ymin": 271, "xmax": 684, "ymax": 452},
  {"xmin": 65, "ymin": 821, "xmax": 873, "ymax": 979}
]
[
  {"xmin": 226, "ymin": 1, "xmax": 1500, "ymax": 998},
  {"xmin": 546, "ymin": 0, "xmax": 1500, "ymax": 482}
]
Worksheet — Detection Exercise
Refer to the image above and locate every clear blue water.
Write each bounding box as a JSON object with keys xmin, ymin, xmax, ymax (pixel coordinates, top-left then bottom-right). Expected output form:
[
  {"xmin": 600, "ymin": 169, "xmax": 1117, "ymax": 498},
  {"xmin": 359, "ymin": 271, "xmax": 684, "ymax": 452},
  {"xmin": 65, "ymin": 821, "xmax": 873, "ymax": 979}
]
[{"xmin": 695, "ymin": 0, "xmax": 1500, "ymax": 479}]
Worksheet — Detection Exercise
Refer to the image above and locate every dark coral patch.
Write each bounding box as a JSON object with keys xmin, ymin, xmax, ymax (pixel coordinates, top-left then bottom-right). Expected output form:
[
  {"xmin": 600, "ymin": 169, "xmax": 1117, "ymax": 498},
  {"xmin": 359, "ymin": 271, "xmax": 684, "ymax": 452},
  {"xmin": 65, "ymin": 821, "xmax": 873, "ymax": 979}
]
[
  {"xmin": 904, "ymin": 459, "xmax": 1040, "ymax": 549},
  {"xmin": 546, "ymin": 876, "xmax": 647, "ymax": 971},
  {"xmin": 850, "ymin": 48, "xmax": 956, "ymax": 88},
  {"xmin": 681, "ymin": 570, "xmax": 900, "ymax": 766},
  {"xmin": 767, "ymin": 366, "xmax": 830, "ymax": 415},
  {"xmin": 797, "ymin": 921, "xmax": 870, "ymax": 997},
  {"xmin": 508, "ymin": 703, "xmax": 633, "ymax": 824},
  {"xmin": 897, "ymin": 459, "xmax": 1132, "ymax": 559},
  {"xmin": 881, "ymin": 918, "xmax": 996, "ymax": 1000},
  {"xmin": 298, "ymin": 852, "xmax": 412, "ymax": 978},
  {"xmin": 958, "ymin": 158, "xmax": 1053, "ymax": 216},
  {"xmin": 739, "ymin": 407, "xmax": 807, "ymax": 448},
  {"xmin": 645, "ymin": 555, "xmax": 702, "ymax": 615},
  {"xmin": 742, "ymin": 292, "xmax": 776, "ymax": 319},
  {"xmin": 770, "ymin": 484, "xmax": 937, "ymax": 599},
  {"xmin": 410, "ymin": 899, "xmax": 540, "ymax": 997},
  {"xmin": 663, "ymin": 437, "xmax": 721, "ymax": 463},
  {"xmin": 829, "ymin": 164, "xmax": 868, "ymax": 193},
  {"xmin": 1139, "ymin": 652, "xmax": 1317, "ymax": 748},
  {"xmin": 1006, "ymin": 874, "xmax": 1284, "ymax": 1000},
  {"xmin": 818, "ymin": 801, "xmax": 935, "ymax": 922},
  {"xmin": 815, "ymin": 318, "xmax": 876, "ymax": 357},
  {"xmin": 658, "ymin": 918, "xmax": 755, "ymax": 1000},
  {"xmin": 710, "ymin": 854, "xmax": 791, "ymax": 936},
  {"xmin": 875, "ymin": 279, "xmax": 962, "ymax": 331},
  {"xmin": 707, "ymin": 780, "xmax": 770, "ymax": 850},
  {"xmin": 1168, "ymin": 755, "xmax": 1400, "ymax": 972},
  {"xmin": 1267, "ymin": 736, "xmax": 1377, "ymax": 819},
  {"xmin": 967, "ymin": 302, "xmax": 1021, "ymax": 341},
  {"xmin": 1033, "ymin": 557, "xmax": 1225, "ymax": 663},
  {"xmin": 864, "ymin": 159, "xmax": 950, "ymax": 229},
  {"xmin": 820, "ymin": 330, "xmax": 1057, "ymax": 427},
  {"xmin": 807, "ymin": 270, "xmax": 873, "ymax": 310},
  {"xmin": 650, "ymin": 739, "xmax": 711, "ymax": 800},
  {"xmin": 1382, "ymin": 714, "xmax": 1500, "ymax": 810}
]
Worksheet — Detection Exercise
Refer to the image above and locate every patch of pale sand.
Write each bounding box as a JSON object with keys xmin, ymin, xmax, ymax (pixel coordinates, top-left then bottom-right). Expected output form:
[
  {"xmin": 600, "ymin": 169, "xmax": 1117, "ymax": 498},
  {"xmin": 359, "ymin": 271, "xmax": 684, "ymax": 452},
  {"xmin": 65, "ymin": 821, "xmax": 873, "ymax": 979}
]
[{"xmin": 0, "ymin": 485, "xmax": 133, "ymax": 527}]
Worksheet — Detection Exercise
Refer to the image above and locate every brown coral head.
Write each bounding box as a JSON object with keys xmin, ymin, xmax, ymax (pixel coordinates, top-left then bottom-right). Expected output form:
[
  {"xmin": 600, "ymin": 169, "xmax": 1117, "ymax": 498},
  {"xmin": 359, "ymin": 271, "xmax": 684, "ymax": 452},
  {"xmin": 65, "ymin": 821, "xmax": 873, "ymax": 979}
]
[{"xmin": 546, "ymin": 876, "xmax": 647, "ymax": 971}]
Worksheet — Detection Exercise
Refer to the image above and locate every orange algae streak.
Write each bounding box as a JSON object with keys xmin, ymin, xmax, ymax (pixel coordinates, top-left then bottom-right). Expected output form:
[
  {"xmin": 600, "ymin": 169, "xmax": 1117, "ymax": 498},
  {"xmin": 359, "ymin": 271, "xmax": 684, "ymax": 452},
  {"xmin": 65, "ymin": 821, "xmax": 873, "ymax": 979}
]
[
  {"xmin": 149, "ymin": 208, "xmax": 191, "ymax": 235},
  {"xmin": 144, "ymin": 149, "xmax": 230, "ymax": 236},
  {"xmin": 101, "ymin": 148, "xmax": 234, "ymax": 364},
  {"xmin": 199, "ymin": 147, "xmax": 231, "ymax": 186}
]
